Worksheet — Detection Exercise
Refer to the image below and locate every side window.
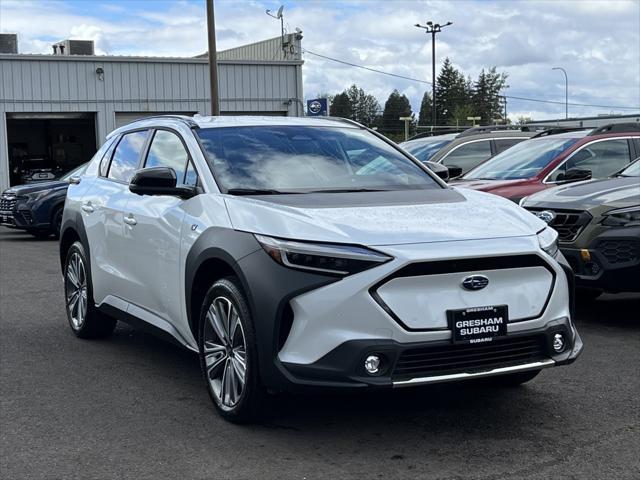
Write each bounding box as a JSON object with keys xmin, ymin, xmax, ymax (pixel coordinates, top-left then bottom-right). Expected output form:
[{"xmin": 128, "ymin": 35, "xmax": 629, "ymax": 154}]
[
  {"xmin": 633, "ymin": 138, "xmax": 640, "ymax": 159},
  {"xmin": 184, "ymin": 162, "xmax": 198, "ymax": 187},
  {"xmin": 441, "ymin": 140, "xmax": 492, "ymax": 174},
  {"xmin": 550, "ymin": 139, "xmax": 631, "ymax": 181},
  {"xmin": 494, "ymin": 138, "xmax": 524, "ymax": 153},
  {"xmin": 108, "ymin": 130, "xmax": 149, "ymax": 183},
  {"xmin": 145, "ymin": 130, "xmax": 190, "ymax": 184},
  {"xmin": 99, "ymin": 137, "xmax": 118, "ymax": 177}
]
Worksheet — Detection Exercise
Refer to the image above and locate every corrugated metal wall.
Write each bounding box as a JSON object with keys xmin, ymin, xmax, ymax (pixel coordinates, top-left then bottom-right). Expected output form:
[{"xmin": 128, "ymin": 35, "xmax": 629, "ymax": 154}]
[{"xmin": 0, "ymin": 55, "xmax": 303, "ymax": 189}]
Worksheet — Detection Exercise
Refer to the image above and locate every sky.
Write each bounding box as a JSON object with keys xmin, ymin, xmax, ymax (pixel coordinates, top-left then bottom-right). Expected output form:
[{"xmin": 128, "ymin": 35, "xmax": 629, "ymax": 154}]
[{"xmin": 1, "ymin": 0, "xmax": 639, "ymax": 122}]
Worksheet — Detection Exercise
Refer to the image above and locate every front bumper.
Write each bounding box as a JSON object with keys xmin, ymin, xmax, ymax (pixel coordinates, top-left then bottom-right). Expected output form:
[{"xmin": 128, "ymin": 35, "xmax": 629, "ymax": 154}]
[
  {"xmin": 561, "ymin": 226, "xmax": 640, "ymax": 293},
  {"xmin": 0, "ymin": 208, "xmax": 39, "ymax": 230},
  {"xmin": 281, "ymin": 317, "xmax": 582, "ymax": 389},
  {"xmin": 237, "ymin": 235, "xmax": 577, "ymax": 391}
]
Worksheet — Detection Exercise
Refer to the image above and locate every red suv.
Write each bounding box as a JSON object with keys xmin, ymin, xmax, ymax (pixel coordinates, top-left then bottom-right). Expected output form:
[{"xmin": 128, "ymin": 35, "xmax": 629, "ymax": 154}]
[{"xmin": 453, "ymin": 124, "xmax": 640, "ymax": 203}]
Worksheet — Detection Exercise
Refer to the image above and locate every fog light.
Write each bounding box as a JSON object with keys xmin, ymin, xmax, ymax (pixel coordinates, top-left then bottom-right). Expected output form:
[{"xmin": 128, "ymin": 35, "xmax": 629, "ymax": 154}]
[
  {"xmin": 553, "ymin": 333, "xmax": 566, "ymax": 353},
  {"xmin": 364, "ymin": 355, "xmax": 381, "ymax": 375}
]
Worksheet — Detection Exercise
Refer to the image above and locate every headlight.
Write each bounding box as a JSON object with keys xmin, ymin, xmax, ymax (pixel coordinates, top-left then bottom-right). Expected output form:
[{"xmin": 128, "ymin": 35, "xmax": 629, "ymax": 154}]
[
  {"xmin": 537, "ymin": 227, "xmax": 559, "ymax": 257},
  {"xmin": 25, "ymin": 191, "xmax": 49, "ymax": 202},
  {"xmin": 601, "ymin": 206, "xmax": 640, "ymax": 227},
  {"xmin": 255, "ymin": 234, "xmax": 392, "ymax": 276}
]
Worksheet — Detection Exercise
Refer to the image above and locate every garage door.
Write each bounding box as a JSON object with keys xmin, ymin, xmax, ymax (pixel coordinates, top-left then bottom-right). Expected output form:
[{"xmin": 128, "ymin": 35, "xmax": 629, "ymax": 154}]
[{"xmin": 115, "ymin": 112, "xmax": 197, "ymax": 129}]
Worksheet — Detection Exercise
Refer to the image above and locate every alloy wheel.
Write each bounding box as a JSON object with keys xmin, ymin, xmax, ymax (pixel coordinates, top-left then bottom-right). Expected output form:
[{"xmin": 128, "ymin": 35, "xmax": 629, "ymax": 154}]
[
  {"xmin": 66, "ymin": 252, "xmax": 88, "ymax": 330},
  {"xmin": 203, "ymin": 296, "xmax": 247, "ymax": 410}
]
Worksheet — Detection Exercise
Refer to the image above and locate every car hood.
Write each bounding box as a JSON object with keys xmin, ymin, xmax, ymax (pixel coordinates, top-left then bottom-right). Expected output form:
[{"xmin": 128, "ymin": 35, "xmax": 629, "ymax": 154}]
[
  {"xmin": 524, "ymin": 176, "xmax": 640, "ymax": 211},
  {"xmin": 224, "ymin": 188, "xmax": 546, "ymax": 246},
  {"xmin": 3, "ymin": 180, "xmax": 67, "ymax": 196}
]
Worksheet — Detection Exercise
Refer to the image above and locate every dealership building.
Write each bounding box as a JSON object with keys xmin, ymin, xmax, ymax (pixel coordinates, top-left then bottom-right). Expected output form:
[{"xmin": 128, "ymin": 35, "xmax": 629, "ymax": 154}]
[{"xmin": 0, "ymin": 33, "xmax": 304, "ymax": 189}]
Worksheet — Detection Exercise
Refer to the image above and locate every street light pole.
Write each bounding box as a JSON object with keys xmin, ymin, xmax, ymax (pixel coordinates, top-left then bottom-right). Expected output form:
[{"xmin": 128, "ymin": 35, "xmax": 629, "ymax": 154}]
[
  {"xmin": 415, "ymin": 21, "xmax": 452, "ymax": 127},
  {"xmin": 552, "ymin": 67, "xmax": 568, "ymax": 119},
  {"xmin": 206, "ymin": 0, "xmax": 220, "ymax": 116}
]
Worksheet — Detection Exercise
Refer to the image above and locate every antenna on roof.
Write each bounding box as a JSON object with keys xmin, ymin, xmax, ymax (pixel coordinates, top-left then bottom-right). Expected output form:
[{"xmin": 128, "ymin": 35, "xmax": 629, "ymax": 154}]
[{"xmin": 266, "ymin": 5, "xmax": 287, "ymax": 57}]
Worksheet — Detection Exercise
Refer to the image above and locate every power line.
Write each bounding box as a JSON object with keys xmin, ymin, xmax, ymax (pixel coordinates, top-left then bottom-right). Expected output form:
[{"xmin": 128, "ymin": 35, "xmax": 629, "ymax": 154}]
[
  {"xmin": 303, "ymin": 49, "xmax": 640, "ymax": 111},
  {"xmin": 303, "ymin": 49, "xmax": 431, "ymax": 85}
]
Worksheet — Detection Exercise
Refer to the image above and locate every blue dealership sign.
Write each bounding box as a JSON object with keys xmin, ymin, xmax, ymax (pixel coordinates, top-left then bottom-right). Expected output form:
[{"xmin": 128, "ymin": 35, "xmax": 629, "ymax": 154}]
[{"xmin": 306, "ymin": 98, "xmax": 328, "ymax": 116}]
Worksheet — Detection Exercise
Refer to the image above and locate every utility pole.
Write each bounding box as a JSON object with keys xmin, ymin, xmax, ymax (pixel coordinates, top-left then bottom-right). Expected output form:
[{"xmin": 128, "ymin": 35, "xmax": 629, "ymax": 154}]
[
  {"xmin": 552, "ymin": 67, "xmax": 568, "ymax": 119},
  {"xmin": 415, "ymin": 21, "xmax": 452, "ymax": 127},
  {"xmin": 206, "ymin": 0, "xmax": 220, "ymax": 115}
]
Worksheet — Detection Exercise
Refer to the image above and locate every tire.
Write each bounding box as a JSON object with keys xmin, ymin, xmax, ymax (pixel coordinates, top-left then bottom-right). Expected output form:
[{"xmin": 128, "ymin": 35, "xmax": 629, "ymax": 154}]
[
  {"xmin": 64, "ymin": 241, "xmax": 117, "ymax": 339},
  {"xmin": 577, "ymin": 288, "xmax": 602, "ymax": 302},
  {"xmin": 29, "ymin": 230, "xmax": 51, "ymax": 239},
  {"xmin": 51, "ymin": 206, "xmax": 63, "ymax": 238},
  {"xmin": 488, "ymin": 369, "xmax": 541, "ymax": 387},
  {"xmin": 198, "ymin": 277, "xmax": 264, "ymax": 423}
]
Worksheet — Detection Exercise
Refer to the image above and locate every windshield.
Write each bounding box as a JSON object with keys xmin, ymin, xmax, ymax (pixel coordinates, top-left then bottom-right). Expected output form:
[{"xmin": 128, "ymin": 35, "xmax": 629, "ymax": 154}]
[
  {"xmin": 61, "ymin": 163, "xmax": 87, "ymax": 181},
  {"xmin": 402, "ymin": 138, "xmax": 453, "ymax": 161},
  {"xmin": 463, "ymin": 137, "xmax": 580, "ymax": 180},
  {"xmin": 619, "ymin": 159, "xmax": 640, "ymax": 177},
  {"xmin": 197, "ymin": 126, "xmax": 440, "ymax": 193}
]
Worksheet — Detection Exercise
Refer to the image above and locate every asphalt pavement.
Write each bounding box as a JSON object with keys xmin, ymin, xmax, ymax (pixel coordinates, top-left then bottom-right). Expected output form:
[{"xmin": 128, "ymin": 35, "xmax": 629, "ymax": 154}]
[{"xmin": 1, "ymin": 228, "xmax": 639, "ymax": 480}]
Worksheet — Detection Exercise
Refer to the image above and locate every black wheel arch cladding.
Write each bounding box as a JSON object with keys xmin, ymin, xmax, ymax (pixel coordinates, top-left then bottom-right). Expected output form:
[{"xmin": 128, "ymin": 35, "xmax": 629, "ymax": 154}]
[{"xmin": 185, "ymin": 227, "xmax": 339, "ymax": 388}]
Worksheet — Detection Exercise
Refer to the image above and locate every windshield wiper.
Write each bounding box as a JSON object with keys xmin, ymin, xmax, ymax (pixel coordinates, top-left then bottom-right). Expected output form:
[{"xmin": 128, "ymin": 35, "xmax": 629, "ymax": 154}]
[
  {"xmin": 226, "ymin": 188, "xmax": 302, "ymax": 196},
  {"xmin": 307, "ymin": 188, "xmax": 393, "ymax": 193}
]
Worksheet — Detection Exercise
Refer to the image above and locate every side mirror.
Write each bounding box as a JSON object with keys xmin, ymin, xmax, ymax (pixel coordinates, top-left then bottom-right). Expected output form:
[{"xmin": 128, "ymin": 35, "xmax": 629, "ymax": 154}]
[
  {"xmin": 424, "ymin": 161, "xmax": 449, "ymax": 182},
  {"xmin": 558, "ymin": 168, "xmax": 592, "ymax": 183},
  {"xmin": 129, "ymin": 167, "xmax": 197, "ymax": 199},
  {"xmin": 447, "ymin": 165, "xmax": 463, "ymax": 179}
]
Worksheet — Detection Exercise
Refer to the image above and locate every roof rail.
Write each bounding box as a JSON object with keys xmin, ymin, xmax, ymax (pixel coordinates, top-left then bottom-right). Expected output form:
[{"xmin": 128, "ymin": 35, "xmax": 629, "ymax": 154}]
[
  {"xmin": 531, "ymin": 126, "xmax": 592, "ymax": 138},
  {"xmin": 407, "ymin": 128, "xmax": 465, "ymax": 140},
  {"xmin": 588, "ymin": 123, "xmax": 640, "ymax": 136},
  {"xmin": 132, "ymin": 114, "xmax": 200, "ymax": 128},
  {"xmin": 317, "ymin": 116, "xmax": 367, "ymax": 128},
  {"xmin": 456, "ymin": 125, "xmax": 540, "ymax": 138}
]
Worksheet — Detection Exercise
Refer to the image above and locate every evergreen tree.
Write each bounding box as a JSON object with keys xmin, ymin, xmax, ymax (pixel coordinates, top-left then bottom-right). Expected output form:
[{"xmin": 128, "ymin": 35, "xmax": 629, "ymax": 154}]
[
  {"xmin": 330, "ymin": 91, "xmax": 353, "ymax": 119},
  {"xmin": 346, "ymin": 84, "xmax": 380, "ymax": 127},
  {"xmin": 418, "ymin": 91, "xmax": 433, "ymax": 126},
  {"xmin": 435, "ymin": 58, "xmax": 468, "ymax": 125},
  {"xmin": 473, "ymin": 67, "xmax": 508, "ymax": 124},
  {"xmin": 381, "ymin": 89, "xmax": 412, "ymax": 135}
]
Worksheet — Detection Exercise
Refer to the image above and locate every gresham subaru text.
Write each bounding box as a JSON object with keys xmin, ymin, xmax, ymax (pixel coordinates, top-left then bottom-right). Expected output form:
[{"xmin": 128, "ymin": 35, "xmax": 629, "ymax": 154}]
[{"xmin": 59, "ymin": 115, "xmax": 582, "ymax": 423}]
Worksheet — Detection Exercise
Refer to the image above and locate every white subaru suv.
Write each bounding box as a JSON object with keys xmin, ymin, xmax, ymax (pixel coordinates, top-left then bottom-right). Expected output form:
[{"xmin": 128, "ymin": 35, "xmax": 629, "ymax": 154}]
[{"xmin": 60, "ymin": 115, "xmax": 582, "ymax": 422}]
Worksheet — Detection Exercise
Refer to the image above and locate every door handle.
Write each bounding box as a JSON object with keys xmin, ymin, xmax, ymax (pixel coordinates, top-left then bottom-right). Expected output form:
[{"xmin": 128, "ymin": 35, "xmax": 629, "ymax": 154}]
[
  {"xmin": 124, "ymin": 214, "xmax": 137, "ymax": 226},
  {"xmin": 81, "ymin": 202, "xmax": 94, "ymax": 213}
]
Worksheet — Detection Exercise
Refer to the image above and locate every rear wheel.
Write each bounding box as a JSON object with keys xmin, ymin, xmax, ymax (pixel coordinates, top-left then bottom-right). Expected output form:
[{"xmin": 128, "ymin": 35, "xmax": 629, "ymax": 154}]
[
  {"xmin": 51, "ymin": 206, "xmax": 63, "ymax": 238},
  {"xmin": 488, "ymin": 369, "xmax": 541, "ymax": 387},
  {"xmin": 64, "ymin": 241, "xmax": 116, "ymax": 338},
  {"xmin": 198, "ymin": 277, "xmax": 264, "ymax": 423}
]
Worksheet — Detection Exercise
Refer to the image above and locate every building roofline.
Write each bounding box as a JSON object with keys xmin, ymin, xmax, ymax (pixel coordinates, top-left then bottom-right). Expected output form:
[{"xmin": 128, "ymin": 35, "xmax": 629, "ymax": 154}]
[{"xmin": 0, "ymin": 53, "xmax": 303, "ymax": 65}]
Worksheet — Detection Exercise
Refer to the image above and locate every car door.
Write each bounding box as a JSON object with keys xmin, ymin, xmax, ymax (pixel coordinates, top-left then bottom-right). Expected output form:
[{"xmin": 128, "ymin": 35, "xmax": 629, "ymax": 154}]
[
  {"xmin": 82, "ymin": 129, "xmax": 150, "ymax": 306},
  {"xmin": 121, "ymin": 128, "xmax": 199, "ymax": 340},
  {"xmin": 439, "ymin": 140, "xmax": 493, "ymax": 175},
  {"xmin": 546, "ymin": 138, "xmax": 634, "ymax": 182}
]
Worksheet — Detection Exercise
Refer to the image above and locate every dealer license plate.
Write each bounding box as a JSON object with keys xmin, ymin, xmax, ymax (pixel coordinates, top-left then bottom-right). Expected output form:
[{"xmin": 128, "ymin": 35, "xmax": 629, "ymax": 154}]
[{"xmin": 447, "ymin": 305, "xmax": 508, "ymax": 344}]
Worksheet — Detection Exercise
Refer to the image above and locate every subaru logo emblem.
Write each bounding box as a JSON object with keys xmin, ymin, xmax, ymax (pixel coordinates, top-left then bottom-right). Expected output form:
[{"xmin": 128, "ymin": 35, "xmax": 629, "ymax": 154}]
[
  {"xmin": 462, "ymin": 275, "xmax": 489, "ymax": 291},
  {"xmin": 309, "ymin": 100, "xmax": 322, "ymax": 114},
  {"xmin": 536, "ymin": 210, "xmax": 556, "ymax": 224}
]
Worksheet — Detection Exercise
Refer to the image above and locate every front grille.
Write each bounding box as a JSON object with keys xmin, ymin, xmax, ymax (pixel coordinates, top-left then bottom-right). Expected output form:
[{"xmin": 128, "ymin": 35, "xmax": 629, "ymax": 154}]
[
  {"xmin": 392, "ymin": 335, "xmax": 548, "ymax": 379},
  {"xmin": 0, "ymin": 196, "xmax": 17, "ymax": 211},
  {"xmin": 526, "ymin": 208, "xmax": 592, "ymax": 242},
  {"xmin": 597, "ymin": 239, "xmax": 639, "ymax": 264}
]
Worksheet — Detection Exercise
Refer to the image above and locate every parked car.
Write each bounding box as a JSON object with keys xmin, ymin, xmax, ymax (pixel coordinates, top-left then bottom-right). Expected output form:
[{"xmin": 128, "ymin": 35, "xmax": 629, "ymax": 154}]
[
  {"xmin": 454, "ymin": 124, "xmax": 640, "ymax": 203},
  {"xmin": 522, "ymin": 158, "xmax": 640, "ymax": 298},
  {"xmin": 0, "ymin": 163, "xmax": 87, "ymax": 238},
  {"xmin": 401, "ymin": 127, "xmax": 537, "ymax": 177},
  {"xmin": 59, "ymin": 115, "xmax": 581, "ymax": 422}
]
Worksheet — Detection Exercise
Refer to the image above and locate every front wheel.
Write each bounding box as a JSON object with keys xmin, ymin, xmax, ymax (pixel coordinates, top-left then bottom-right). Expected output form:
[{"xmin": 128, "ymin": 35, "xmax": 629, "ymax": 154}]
[
  {"xmin": 198, "ymin": 277, "xmax": 264, "ymax": 423},
  {"xmin": 64, "ymin": 241, "xmax": 117, "ymax": 338},
  {"xmin": 51, "ymin": 206, "xmax": 63, "ymax": 238}
]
